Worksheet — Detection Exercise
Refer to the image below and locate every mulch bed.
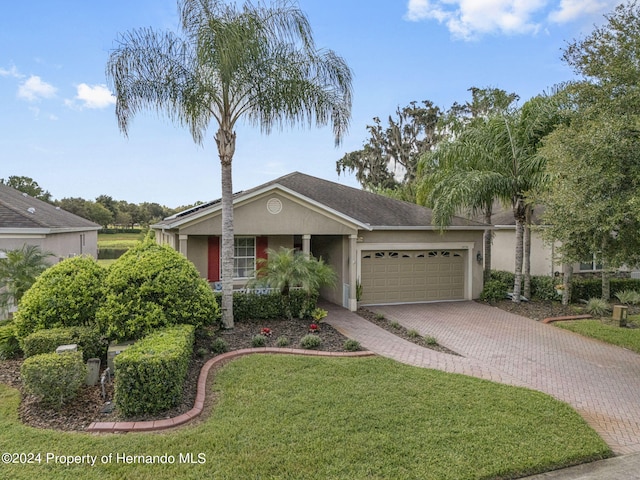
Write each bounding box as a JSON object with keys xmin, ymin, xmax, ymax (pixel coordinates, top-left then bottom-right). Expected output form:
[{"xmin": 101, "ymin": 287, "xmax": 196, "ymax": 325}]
[{"xmin": 1, "ymin": 300, "xmax": 630, "ymax": 432}]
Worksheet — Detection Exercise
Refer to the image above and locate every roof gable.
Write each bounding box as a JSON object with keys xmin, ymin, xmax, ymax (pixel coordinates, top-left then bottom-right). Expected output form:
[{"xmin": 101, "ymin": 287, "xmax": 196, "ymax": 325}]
[
  {"xmin": 155, "ymin": 172, "xmax": 488, "ymax": 230},
  {"xmin": 0, "ymin": 183, "xmax": 100, "ymax": 232}
]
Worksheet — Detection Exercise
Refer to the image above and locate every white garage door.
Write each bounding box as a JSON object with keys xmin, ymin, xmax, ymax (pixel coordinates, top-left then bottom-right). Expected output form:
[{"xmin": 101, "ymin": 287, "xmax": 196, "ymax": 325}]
[{"xmin": 360, "ymin": 250, "xmax": 465, "ymax": 304}]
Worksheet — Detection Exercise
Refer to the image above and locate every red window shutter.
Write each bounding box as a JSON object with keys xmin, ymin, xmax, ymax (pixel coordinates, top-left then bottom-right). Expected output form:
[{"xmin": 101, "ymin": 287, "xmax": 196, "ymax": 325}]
[
  {"xmin": 208, "ymin": 236, "xmax": 220, "ymax": 281},
  {"xmin": 256, "ymin": 236, "xmax": 268, "ymax": 264}
]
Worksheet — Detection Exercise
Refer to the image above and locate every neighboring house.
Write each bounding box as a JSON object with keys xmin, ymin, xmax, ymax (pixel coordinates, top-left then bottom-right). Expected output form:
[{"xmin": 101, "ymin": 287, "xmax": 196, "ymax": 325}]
[
  {"xmin": 152, "ymin": 172, "xmax": 488, "ymax": 311},
  {"xmin": 0, "ymin": 182, "xmax": 101, "ymax": 260},
  {"xmin": 490, "ymin": 206, "xmax": 561, "ymax": 277},
  {"xmin": 489, "ymin": 204, "xmax": 637, "ymax": 278}
]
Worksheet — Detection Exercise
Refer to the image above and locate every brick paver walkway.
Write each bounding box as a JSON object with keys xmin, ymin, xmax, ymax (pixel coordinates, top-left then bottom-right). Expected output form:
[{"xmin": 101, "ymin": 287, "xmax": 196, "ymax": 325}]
[{"xmin": 323, "ymin": 301, "xmax": 640, "ymax": 456}]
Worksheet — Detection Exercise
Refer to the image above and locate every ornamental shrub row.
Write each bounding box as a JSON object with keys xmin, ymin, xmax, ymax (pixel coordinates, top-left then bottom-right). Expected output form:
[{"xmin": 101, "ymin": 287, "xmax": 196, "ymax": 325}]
[
  {"xmin": 114, "ymin": 324, "xmax": 195, "ymax": 417},
  {"xmin": 13, "ymin": 239, "xmax": 220, "ymax": 343},
  {"xmin": 20, "ymin": 351, "xmax": 86, "ymax": 408},
  {"xmin": 22, "ymin": 326, "xmax": 107, "ymax": 362},
  {"xmin": 215, "ymin": 290, "xmax": 318, "ymax": 322}
]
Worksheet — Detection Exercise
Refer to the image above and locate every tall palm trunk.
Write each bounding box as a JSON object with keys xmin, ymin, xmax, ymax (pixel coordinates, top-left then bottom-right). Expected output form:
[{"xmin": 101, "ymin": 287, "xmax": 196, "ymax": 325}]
[
  {"xmin": 216, "ymin": 126, "xmax": 236, "ymax": 328},
  {"xmin": 512, "ymin": 198, "xmax": 526, "ymax": 304},
  {"xmin": 482, "ymin": 208, "xmax": 492, "ymax": 284},
  {"xmin": 523, "ymin": 207, "xmax": 532, "ymax": 299}
]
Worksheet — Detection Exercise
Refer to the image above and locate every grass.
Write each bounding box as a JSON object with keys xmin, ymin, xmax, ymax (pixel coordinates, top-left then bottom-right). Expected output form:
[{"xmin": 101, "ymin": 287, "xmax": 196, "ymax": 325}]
[
  {"xmin": 0, "ymin": 355, "xmax": 610, "ymax": 480},
  {"xmin": 555, "ymin": 318, "xmax": 640, "ymax": 354},
  {"xmin": 97, "ymin": 233, "xmax": 142, "ymax": 249}
]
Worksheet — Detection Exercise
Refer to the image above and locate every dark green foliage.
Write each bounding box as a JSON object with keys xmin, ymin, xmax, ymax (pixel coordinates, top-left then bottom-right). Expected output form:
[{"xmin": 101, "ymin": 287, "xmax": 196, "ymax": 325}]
[
  {"xmin": 0, "ymin": 322, "xmax": 22, "ymax": 359},
  {"xmin": 215, "ymin": 290, "xmax": 317, "ymax": 322},
  {"xmin": 22, "ymin": 326, "xmax": 107, "ymax": 362},
  {"xmin": 571, "ymin": 278, "xmax": 640, "ymax": 301},
  {"xmin": 97, "ymin": 239, "xmax": 220, "ymax": 341},
  {"xmin": 300, "ymin": 334, "xmax": 322, "ymax": 349},
  {"xmin": 97, "ymin": 248, "xmax": 129, "ymax": 260},
  {"xmin": 114, "ymin": 325, "xmax": 195, "ymax": 417},
  {"xmin": 13, "ymin": 256, "xmax": 106, "ymax": 342},
  {"xmin": 251, "ymin": 334, "xmax": 267, "ymax": 347},
  {"xmin": 20, "ymin": 351, "xmax": 86, "ymax": 408},
  {"xmin": 343, "ymin": 339, "xmax": 361, "ymax": 351},
  {"xmin": 489, "ymin": 270, "xmax": 559, "ymax": 300},
  {"xmin": 530, "ymin": 275, "xmax": 556, "ymax": 301},
  {"xmin": 211, "ymin": 337, "xmax": 229, "ymax": 354},
  {"xmin": 479, "ymin": 280, "xmax": 508, "ymax": 303}
]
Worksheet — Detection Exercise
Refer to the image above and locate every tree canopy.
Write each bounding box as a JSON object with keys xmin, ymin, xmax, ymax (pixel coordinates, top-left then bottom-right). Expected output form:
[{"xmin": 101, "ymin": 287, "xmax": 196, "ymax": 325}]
[{"xmin": 107, "ymin": 0, "xmax": 352, "ymax": 328}]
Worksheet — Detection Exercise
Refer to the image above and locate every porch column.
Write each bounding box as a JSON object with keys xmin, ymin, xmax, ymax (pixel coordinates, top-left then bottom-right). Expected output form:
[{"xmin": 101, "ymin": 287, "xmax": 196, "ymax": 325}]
[
  {"xmin": 179, "ymin": 234, "xmax": 188, "ymax": 257},
  {"xmin": 348, "ymin": 234, "xmax": 358, "ymax": 311},
  {"xmin": 302, "ymin": 234, "xmax": 311, "ymax": 258}
]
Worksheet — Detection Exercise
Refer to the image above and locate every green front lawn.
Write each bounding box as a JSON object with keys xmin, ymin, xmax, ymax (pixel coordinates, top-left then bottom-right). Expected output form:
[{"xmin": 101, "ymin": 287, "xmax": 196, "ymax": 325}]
[
  {"xmin": 97, "ymin": 232, "xmax": 142, "ymax": 249},
  {"xmin": 0, "ymin": 355, "xmax": 610, "ymax": 480},
  {"xmin": 555, "ymin": 318, "xmax": 640, "ymax": 353}
]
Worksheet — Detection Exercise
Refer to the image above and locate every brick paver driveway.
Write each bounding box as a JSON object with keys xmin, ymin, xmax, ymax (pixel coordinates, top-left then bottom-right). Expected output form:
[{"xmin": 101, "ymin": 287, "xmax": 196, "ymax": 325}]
[{"xmin": 325, "ymin": 301, "xmax": 640, "ymax": 455}]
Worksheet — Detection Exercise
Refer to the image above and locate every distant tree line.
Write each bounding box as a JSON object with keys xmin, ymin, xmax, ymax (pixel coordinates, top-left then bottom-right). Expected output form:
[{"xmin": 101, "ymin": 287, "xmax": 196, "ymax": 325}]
[{"xmin": 1, "ymin": 175, "xmax": 199, "ymax": 229}]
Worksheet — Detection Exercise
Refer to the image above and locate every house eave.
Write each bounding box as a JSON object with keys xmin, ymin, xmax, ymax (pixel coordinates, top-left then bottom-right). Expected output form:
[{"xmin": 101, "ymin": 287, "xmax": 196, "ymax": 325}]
[{"xmin": 369, "ymin": 225, "xmax": 492, "ymax": 231}]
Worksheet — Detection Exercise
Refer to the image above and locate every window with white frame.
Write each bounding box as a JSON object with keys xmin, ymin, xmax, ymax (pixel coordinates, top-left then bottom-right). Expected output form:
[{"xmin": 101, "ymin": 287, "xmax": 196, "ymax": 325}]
[{"xmin": 234, "ymin": 237, "xmax": 256, "ymax": 279}]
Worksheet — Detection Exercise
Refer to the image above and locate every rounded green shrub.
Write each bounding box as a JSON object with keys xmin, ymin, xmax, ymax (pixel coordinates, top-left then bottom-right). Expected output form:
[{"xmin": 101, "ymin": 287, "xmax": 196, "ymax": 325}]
[
  {"xmin": 20, "ymin": 351, "xmax": 86, "ymax": 408},
  {"xmin": 343, "ymin": 339, "xmax": 361, "ymax": 352},
  {"xmin": 211, "ymin": 337, "xmax": 229, "ymax": 354},
  {"xmin": 96, "ymin": 239, "xmax": 220, "ymax": 342},
  {"xmin": 479, "ymin": 280, "xmax": 508, "ymax": 303},
  {"xmin": 22, "ymin": 326, "xmax": 107, "ymax": 362},
  {"xmin": 275, "ymin": 336, "xmax": 290, "ymax": 347},
  {"xmin": 251, "ymin": 334, "xmax": 267, "ymax": 347},
  {"xmin": 13, "ymin": 256, "xmax": 106, "ymax": 342},
  {"xmin": 300, "ymin": 334, "xmax": 322, "ymax": 350}
]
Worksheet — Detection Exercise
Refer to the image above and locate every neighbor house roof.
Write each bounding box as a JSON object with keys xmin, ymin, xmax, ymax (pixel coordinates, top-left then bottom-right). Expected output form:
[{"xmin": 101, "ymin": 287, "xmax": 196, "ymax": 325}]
[
  {"xmin": 0, "ymin": 183, "xmax": 101, "ymax": 234},
  {"xmin": 155, "ymin": 172, "xmax": 489, "ymax": 230}
]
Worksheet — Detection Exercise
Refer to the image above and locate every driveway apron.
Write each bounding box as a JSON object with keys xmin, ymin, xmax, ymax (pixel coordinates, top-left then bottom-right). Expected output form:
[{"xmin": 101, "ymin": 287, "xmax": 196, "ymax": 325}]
[{"xmin": 323, "ymin": 301, "xmax": 640, "ymax": 455}]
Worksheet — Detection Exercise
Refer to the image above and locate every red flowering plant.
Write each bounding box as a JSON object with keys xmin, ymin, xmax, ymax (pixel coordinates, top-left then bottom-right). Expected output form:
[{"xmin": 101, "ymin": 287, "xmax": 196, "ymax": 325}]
[
  {"xmin": 309, "ymin": 323, "xmax": 320, "ymax": 333},
  {"xmin": 260, "ymin": 327, "xmax": 272, "ymax": 337}
]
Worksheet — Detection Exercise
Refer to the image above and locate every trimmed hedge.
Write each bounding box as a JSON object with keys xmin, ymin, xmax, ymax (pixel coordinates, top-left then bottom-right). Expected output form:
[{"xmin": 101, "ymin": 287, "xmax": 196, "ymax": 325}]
[
  {"xmin": 22, "ymin": 326, "xmax": 107, "ymax": 362},
  {"xmin": 13, "ymin": 256, "xmax": 106, "ymax": 342},
  {"xmin": 488, "ymin": 271, "xmax": 556, "ymax": 300},
  {"xmin": 20, "ymin": 351, "xmax": 86, "ymax": 407},
  {"xmin": 214, "ymin": 290, "xmax": 318, "ymax": 322},
  {"xmin": 114, "ymin": 324, "xmax": 195, "ymax": 417},
  {"xmin": 572, "ymin": 278, "xmax": 640, "ymax": 301}
]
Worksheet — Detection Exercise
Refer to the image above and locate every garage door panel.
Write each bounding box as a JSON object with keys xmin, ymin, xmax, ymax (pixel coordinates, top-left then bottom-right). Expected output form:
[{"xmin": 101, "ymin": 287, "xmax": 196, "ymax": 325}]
[{"xmin": 361, "ymin": 249, "xmax": 465, "ymax": 304}]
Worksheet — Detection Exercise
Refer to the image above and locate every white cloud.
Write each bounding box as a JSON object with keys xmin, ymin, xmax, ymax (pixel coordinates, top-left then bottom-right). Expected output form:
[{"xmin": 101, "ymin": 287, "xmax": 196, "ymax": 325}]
[
  {"xmin": 68, "ymin": 83, "xmax": 116, "ymax": 109},
  {"xmin": 17, "ymin": 75, "xmax": 57, "ymax": 101},
  {"xmin": 405, "ymin": 0, "xmax": 618, "ymax": 39},
  {"xmin": 549, "ymin": 0, "xmax": 618, "ymax": 24},
  {"xmin": 0, "ymin": 65, "xmax": 23, "ymax": 78}
]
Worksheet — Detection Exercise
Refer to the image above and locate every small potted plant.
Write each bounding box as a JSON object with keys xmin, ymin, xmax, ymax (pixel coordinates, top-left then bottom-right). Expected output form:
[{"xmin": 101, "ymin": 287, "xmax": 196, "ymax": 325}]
[{"xmin": 555, "ymin": 284, "xmax": 565, "ymax": 296}]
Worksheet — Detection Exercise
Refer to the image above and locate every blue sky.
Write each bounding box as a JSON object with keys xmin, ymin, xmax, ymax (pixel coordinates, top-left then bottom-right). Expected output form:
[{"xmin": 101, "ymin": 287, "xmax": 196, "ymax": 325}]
[{"xmin": 0, "ymin": 0, "xmax": 621, "ymax": 208}]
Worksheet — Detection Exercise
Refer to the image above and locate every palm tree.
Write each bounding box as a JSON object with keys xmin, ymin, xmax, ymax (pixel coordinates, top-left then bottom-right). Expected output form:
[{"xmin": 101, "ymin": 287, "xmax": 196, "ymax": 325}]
[
  {"xmin": 0, "ymin": 244, "xmax": 53, "ymax": 311},
  {"xmin": 250, "ymin": 247, "xmax": 336, "ymax": 318},
  {"xmin": 418, "ymin": 95, "xmax": 559, "ymax": 302},
  {"xmin": 106, "ymin": 0, "xmax": 352, "ymax": 328}
]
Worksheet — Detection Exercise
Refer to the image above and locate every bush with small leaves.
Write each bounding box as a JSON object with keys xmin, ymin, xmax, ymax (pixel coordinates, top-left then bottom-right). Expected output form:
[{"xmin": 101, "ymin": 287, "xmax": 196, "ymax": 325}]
[
  {"xmin": 211, "ymin": 337, "xmax": 229, "ymax": 354},
  {"xmin": 275, "ymin": 336, "xmax": 290, "ymax": 347},
  {"xmin": 300, "ymin": 334, "xmax": 322, "ymax": 350},
  {"xmin": 20, "ymin": 351, "xmax": 86, "ymax": 408},
  {"xmin": 251, "ymin": 334, "xmax": 267, "ymax": 347},
  {"xmin": 343, "ymin": 339, "xmax": 361, "ymax": 352},
  {"xmin": 0, "ymin": 322, "xmax": 21, "ymax": 359},
  {"xmin": 97, "ymin": 239, "xmax": 220, "ymax": 342},
  {"xmin": 479, "ymin": 280, "xmax": 508, "ymax": 303},
  {"xmin": 585, "ymin": 298, "xmax": 611, "ymax": 317},
  {"xmin": 13, "ymin": 256, "xmax": 106, "ymax": 343}
]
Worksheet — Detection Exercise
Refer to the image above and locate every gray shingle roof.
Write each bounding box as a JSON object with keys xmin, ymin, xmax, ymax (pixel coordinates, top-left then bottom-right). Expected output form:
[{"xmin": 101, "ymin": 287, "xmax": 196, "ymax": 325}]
[
  {"xmin": 0, "ymin": 183, "xmax": 100, "ymax": 231},
  {"xmin": 158, "ymin": 172, "xmax": 488, "ymax": 229}
]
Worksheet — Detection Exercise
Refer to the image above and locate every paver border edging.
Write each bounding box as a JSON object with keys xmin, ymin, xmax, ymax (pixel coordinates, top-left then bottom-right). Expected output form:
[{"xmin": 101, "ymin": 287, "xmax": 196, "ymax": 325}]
[
  {"xmin": 542, "ymin": 314, "xmax": 592, "ymax": 324},
  {"xmin": 86, "ymin": 347, "xmax": 375, "ymax": 433}
]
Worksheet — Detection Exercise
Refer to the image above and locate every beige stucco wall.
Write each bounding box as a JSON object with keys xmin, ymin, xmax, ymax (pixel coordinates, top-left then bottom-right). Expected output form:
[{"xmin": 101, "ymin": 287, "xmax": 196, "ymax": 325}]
[
  {"xmin": 179, "ymin": 192, "xmax": 358, "ymax": 236},
  {"xmin": 0, "ymin": 230, "xmax": 98, "ymax": 261},
  {"xmin": 310, "ymin": 235, "xmax": 345, "ymax": 306},
  {"xmin": 491, "ymin": 229, "xmax": 560, "ymax": 277}
]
